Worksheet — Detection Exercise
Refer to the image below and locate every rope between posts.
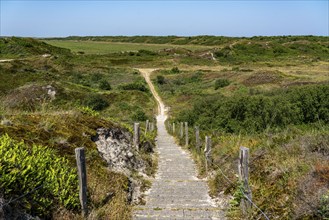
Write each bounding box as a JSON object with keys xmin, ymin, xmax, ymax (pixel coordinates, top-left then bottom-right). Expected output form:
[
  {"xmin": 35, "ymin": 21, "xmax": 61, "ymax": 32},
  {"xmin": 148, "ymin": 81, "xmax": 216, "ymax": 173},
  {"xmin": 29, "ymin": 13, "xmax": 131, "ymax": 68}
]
[
  {"xmin": 243, "ymin": 193, "xmax": 270, "ymax": 220},
  {"xmin": 4, "ymin": 184, "xmax": 44, "ymax": 206},
  {"xmin": 210, "ymin": 162, "xmax": 270, "ymax": 220},
  {"xmin": 211, "ymin": 162, "xmax": 235, "ymax": 185},
  {"xmin": 171, "ymin": 122, "xmax": 270, "ymax": 219}
]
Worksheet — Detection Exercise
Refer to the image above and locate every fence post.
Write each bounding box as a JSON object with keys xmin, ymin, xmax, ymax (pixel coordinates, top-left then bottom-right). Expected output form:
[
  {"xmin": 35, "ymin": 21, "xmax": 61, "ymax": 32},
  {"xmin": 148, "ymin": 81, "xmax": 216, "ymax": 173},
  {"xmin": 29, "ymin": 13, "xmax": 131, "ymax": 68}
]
[
  {"xmin": 145, "ymin": 120, "xmax": 149, "ymax": 134},
  {"xmin": 185, "ymin": 122, "xmax": 189, "ymax": 146},
  {"xmin": 204, "ymin": 136, "xmax": 212, "ymax": 174},
  {"xmin": 173, "ymin": 122, "xmax": 175, "ymax": 135},
  {"xmin": 75, "ymin": 147, "xmax": 88, "ymax": 217},
  {"xmin": 238, "ymin": 146, "xmax": 252, "ymax": 214},
  {"xmin": 133, "ymin": 123, "xmax": 140, "ymax": 150},
  {"xmin": 195, "ymin": 126, "xmax": 200, "ymax": 152},
  {"xmin": 0, "ymin": 197, "xmax": 4, "ymax": 219},
  {"xmin": 180, "ymin": 122, "xmax": 184, "ymax": 139}
]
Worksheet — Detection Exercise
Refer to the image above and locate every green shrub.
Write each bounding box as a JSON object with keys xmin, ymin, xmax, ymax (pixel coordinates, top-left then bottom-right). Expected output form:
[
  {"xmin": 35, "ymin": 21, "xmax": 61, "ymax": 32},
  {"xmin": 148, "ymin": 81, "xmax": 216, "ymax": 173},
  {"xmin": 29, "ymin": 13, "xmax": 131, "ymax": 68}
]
[
  {"xmin": 137, "ymin": 49, "xmax": 157, "ymax": 56},
  {"xmin": 132, "ymin": 109, "xmax": 147, "ymax": 121},
  {"xmin": 177, "ymin": 84, "xmax": 329, "ymax": 133},
  {"xmin": 99, "ymin": 80, "xmax": 112, "ymax": 90},
  {"xmin": 119, "ymin": 82, "xmax": 148, "ymax": 92},
  {"xmin": 91, "ymin": 73, "xmax": 103, "ymax": 83},
  {"xmin": 0, "ymin": 134, "xmax": 79, "ymax": 217},
  {"xmin": 79, "ymin": 106, "xmax": 100, "ymax": 116},
  {"xmin": 319, "ymin": 192, "xmax": 329, "ymax": 218},
  {"xmin": 171, "ymin": 67, "xmax": 180, "ymax": 74},
  {"xmin": 157, "ymin": 75, "xmax": 166, "ymax": 85},
  {"xmin": 84, "ymin": 94, "xmax": 109, "ymax": 111},
  {"xmin": 214, "ymin": 78, "xmax": 230, "ymax": 90}
]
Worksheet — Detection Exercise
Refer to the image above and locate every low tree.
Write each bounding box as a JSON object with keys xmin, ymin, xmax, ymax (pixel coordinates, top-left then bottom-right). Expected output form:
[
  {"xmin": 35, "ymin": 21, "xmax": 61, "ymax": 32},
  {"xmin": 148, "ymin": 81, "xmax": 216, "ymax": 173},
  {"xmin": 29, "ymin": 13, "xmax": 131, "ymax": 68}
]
[{"xmin": 157, "ymin": 75, "xmax": 166, "ymax": 85}]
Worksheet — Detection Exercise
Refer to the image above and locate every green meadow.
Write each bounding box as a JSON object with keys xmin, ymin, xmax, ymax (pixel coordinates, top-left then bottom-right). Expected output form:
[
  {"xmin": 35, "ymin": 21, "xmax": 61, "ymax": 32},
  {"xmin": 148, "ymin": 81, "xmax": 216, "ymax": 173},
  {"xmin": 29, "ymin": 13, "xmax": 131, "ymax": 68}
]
[{"xmin": 44, "ymin": 40, "xmax": 212, "ymax": 54}]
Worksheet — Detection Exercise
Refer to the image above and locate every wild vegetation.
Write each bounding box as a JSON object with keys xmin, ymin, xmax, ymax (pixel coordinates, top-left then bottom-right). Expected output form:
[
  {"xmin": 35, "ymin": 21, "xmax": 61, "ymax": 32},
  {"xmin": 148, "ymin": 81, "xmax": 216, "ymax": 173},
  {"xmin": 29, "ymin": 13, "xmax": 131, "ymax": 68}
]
[
  {"xmin": 0, "ymin": 35, "xmax": 328, "ymax": 219},
  {"xmin": 0, "ymin": 37, "xmax": 157, "ymax": 219},
  {"xmin": 148, "ymin": 36, "xmax": 328, "ymax": 219}
]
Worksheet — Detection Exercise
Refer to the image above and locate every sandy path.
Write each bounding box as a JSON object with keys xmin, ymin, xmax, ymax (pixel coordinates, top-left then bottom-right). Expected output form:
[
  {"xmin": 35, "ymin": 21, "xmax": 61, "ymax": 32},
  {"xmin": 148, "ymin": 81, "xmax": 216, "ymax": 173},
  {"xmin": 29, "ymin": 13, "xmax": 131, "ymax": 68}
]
[{"xmin": 138, "ymin": 68, "xmax": 167, "ymax": 119}]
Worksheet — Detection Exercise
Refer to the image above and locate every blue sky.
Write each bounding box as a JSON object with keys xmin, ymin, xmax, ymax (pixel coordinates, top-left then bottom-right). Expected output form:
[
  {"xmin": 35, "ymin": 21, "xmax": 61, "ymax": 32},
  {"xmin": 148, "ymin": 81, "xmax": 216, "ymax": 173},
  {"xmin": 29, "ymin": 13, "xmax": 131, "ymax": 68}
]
[{"xmin": 0, "ymin": 0, "xmax": 328, "ymax": 37}]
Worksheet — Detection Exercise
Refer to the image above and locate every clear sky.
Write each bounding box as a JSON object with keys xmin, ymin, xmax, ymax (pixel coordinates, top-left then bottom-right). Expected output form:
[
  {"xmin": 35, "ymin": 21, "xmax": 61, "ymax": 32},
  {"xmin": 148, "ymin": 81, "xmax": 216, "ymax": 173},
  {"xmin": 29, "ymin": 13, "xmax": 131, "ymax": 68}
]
[{"xmin": 0, "ymin": 0, "xmax": 328, "ymax": 37}]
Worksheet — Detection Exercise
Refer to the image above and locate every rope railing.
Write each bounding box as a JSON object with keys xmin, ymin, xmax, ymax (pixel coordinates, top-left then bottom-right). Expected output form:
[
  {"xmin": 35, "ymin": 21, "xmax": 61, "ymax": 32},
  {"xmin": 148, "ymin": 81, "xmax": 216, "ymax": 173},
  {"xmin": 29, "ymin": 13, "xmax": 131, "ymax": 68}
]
[
  {"xmin": 210, "ymin": 162, "xmax": 270, "ymax": 220},
  {"xmin": 171, "ymin": 120, "xmax": 270, "ymax": 220},
  {"xmin": 4, "ymin": 184, "xmax": 44, "ymax": 206}
]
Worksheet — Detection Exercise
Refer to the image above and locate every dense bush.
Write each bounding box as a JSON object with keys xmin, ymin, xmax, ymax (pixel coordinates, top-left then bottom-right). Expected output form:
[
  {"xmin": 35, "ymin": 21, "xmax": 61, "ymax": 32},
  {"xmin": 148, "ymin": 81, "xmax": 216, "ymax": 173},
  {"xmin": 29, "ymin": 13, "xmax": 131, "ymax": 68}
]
[
  {"xmin": 84, "ymin": 94, "xmax": 109, "ymax": 111},
  {"xmin": 137, "ymin": 49, "xmax": 157, "ymax": 56},
  {"xmin": 213, "ymin": 40, "xmax": 329, "ymax": 64},
  {"xmin": 177, "ymin": 85, "xmax": 329, "ymax": 133},
  {"xmin": 119, "ymin": 82, "xmax": 148, "ymax": 92},
  {"xmin": 132, "ymin": 109, "xmax": 147, "ymax": 121},
  {"xmin": 214, "ymin": 78, "xmax": 230, "ymax": 90},
  {"xmin": 157, "ymin": 75, "xmax": 166, "ymax": 85},
  {"xmin": 99, "ymin": 79, "xmax": 112, "ymax": 90},
  {"xmin": 0, "ymin": 134, "xmax": 79, "ymax": 217}
]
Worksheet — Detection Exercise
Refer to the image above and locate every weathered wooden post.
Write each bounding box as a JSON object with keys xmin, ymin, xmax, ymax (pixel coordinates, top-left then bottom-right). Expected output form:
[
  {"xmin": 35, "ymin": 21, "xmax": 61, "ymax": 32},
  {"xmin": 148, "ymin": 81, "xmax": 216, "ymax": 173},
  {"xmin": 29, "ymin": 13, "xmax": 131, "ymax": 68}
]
[
  {"xmin": 204, "ymin": 136, "xmax": 212, "ymax": 174},
  {"xmin": 180, "ymin": 122, "xmax": 184, "ymax": 139},
  {"xmin": 0, "ymin": 197, "xmax": 4, "ymax": 220},
  {"xmin": 238, "ymin": 146, "xmax": 252, "ymax": 214},
  {"xmin": 169, "ymin": 123, "xmax": 173, "ymax": 134},
  {"xmin": 150, "ymin": 122, "xmax": 154, "ymax": 132},
  {"xmin": 145, "ymin": 120, "xmax": 149, "ymax": 134},
  {"xmin": 185, "ymin": 122, "xmax": 188, "ymax": 146},
  {"xmin": 75, "ymin": 147, "xmax": 88, "ymax": 217},
  {"xmin": 195, "ymin": 126, "xmax": 200, "ymax": 152},
  {"xmin": 133, "ymin": 123, "xmax": 140, "ymax": 150},
  {"xmin": 172, "ymin": 122, "xmax": 175, "ymax": 135}
]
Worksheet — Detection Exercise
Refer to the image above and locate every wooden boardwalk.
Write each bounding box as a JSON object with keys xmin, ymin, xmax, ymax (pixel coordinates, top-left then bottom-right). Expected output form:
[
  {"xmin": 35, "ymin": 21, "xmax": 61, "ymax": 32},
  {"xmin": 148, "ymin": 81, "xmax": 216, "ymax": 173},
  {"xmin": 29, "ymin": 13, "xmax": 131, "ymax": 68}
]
[{"xmin": 133, "ymin": 69, "xmax": 225, "ymax": 220}]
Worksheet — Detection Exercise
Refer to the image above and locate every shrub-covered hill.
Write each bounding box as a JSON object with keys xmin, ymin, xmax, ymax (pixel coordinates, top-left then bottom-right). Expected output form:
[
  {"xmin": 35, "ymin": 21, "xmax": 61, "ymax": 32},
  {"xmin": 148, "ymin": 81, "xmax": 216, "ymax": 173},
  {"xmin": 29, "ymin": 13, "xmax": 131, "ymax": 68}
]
[
  {"xmin": 46, "ymin": 35, "xmax": 329, "ymax": 46},
  {"xmin": 0, "ymin": 38, "xmax": 157, "ymax": 219},
  {"xmin": 153, "ymin": 66, "xmax": 329, "ymax": 219},
  {"xmin": 0, "ymin": 37, "xmax": 71, "ymax": 58},
  {"xmin": 44, "ymin": 35, "xmax": 329, "ymax": 66}
]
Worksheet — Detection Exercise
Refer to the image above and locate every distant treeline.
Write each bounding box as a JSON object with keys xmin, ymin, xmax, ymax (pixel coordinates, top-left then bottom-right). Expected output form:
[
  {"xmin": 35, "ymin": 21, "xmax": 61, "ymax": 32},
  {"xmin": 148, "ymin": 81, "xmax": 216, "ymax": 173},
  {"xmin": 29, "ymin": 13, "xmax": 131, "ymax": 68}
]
[
  {"xmin": 177, "ymin": 84, "xmax": 329, "ymax": 133},
  {"xmin": 43, "ymin": 35, "xmax": 329, "ymax": 46}
]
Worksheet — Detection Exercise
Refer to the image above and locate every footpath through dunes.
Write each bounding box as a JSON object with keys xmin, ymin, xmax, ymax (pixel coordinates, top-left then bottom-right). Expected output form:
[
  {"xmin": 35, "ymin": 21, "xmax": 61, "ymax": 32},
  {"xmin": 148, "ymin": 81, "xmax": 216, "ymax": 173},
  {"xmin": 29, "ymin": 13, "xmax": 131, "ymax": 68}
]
[{"xmin": 134, "ymin": 69, "xmax": 225, "ymax": 220}]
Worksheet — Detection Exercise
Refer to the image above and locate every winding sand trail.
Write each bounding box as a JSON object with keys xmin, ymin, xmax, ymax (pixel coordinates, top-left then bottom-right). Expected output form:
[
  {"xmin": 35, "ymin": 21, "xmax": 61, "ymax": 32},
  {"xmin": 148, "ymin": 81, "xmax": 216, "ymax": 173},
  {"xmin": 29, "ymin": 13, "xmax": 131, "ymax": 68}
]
[{"xmin": 133, "ymin": 69, "xmax": 225, "ymax": 219}]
